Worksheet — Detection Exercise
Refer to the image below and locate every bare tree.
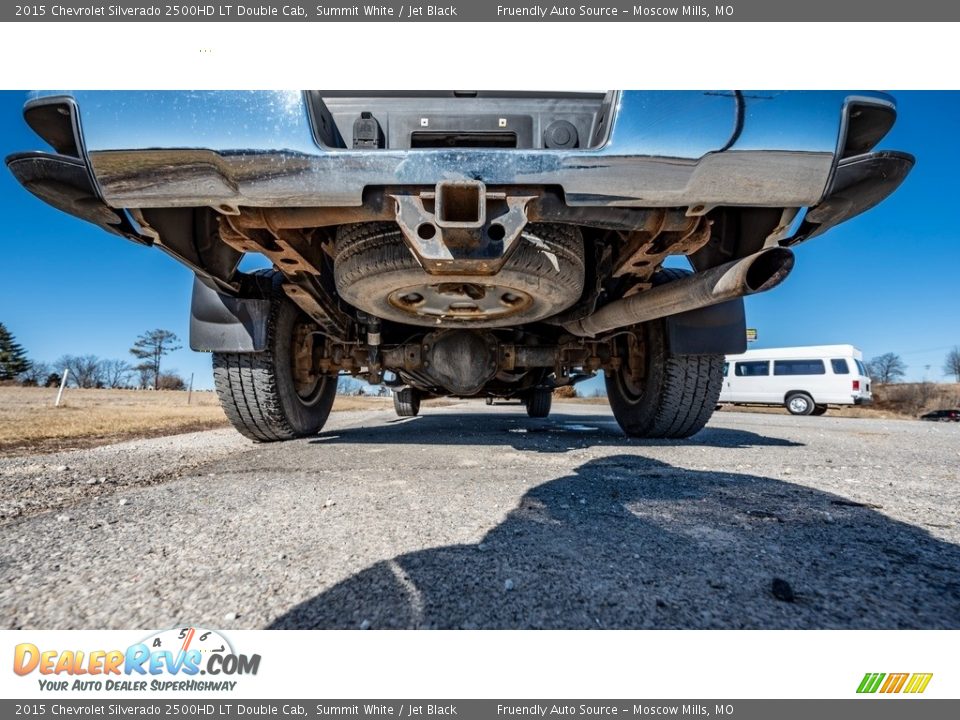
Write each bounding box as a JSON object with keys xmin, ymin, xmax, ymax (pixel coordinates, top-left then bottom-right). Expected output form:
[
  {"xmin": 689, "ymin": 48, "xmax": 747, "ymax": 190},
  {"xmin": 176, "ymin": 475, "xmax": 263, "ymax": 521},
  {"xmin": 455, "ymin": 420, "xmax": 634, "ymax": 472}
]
[
  {"xmin": 944, "ymin": 347, "xmax": 960, "ymax": 383},
  {"xmin": 134, "ymin": 362, "xmax": 154, "ymax": 389},
  {"xmin": 101, "ymin": 359, "xmax": 134, "ymax": 389},
  {"xmin": 865, "ymin": 352, "xmax": 907, "ymax": 384},
  {"xmin": 55, "ymin": 354, "xmax": 105, "ymax": 388},
  {"xmin": 129, "ymin": 330, "xmax": 181, "ymax": 391},
  {"xmin": 18, "ymin": 360, "xmax": 51, "ymax": 387}
]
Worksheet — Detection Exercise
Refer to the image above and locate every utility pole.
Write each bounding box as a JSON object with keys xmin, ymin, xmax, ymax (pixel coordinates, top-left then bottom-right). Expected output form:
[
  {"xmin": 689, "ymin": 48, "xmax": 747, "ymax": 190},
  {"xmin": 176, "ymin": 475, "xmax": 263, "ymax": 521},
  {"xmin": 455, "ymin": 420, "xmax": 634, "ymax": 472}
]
[
  {"xmin": 54, "ymin": 368, "xmax": 70, "ymax": 407},
  {"xmin": 187, "ymin": 372, "xmax": 194, "ymax": 405}
]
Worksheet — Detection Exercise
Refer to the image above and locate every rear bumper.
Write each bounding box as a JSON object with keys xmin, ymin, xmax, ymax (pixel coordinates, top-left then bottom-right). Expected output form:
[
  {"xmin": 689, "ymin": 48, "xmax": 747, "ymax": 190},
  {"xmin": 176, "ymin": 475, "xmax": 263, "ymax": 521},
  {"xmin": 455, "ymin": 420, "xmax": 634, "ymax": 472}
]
[
  {"xmin": 853, "ymin": 396, "xmax": 873, "ymax": 406},
  {"xmin": 15, "ymin": 90, "xmax": 900, "ymax": 211}
]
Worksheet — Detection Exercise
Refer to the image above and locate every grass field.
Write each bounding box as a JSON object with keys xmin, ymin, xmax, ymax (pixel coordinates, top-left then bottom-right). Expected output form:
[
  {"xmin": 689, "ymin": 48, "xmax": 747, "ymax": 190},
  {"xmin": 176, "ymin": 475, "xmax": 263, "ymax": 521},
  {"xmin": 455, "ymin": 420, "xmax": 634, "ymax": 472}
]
[{"xmin": 0, "ymin": 386, "xmax": 393, "ymax": 456}]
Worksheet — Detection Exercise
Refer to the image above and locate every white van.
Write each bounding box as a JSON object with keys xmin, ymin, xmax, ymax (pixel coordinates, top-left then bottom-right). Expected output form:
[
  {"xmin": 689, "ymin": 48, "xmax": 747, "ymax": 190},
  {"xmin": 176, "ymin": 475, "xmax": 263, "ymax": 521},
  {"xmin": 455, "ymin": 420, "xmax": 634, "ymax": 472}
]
[{"xmin": 719, "ymin": 344, "xmax": 872, "ymax": 416}]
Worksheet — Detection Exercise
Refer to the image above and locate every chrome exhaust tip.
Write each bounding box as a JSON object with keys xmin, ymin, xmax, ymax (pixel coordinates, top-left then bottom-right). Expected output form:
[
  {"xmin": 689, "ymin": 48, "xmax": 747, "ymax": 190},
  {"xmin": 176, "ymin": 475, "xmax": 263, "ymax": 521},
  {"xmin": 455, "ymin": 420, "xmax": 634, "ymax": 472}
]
[{"xmin": 564, "ymin": 247, "xmax": 795, "ymax": 338}]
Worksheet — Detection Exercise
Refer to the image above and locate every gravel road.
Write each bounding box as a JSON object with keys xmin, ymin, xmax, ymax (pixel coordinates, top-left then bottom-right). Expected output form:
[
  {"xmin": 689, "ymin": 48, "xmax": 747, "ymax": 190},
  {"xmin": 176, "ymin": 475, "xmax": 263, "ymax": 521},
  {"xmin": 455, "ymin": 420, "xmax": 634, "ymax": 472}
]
[{"xmin": 1, "ymin": 403, "xmax": 958, "ymax": 629}]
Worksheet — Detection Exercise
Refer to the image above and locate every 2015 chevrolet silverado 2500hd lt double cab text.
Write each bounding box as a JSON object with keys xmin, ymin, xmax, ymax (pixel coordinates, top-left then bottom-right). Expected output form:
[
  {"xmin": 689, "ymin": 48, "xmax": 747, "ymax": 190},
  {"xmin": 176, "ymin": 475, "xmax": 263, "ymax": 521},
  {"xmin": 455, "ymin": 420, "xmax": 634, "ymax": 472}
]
[{"xmin": 7, "ymin": 91, "xmax": 913, "ymax": 441}]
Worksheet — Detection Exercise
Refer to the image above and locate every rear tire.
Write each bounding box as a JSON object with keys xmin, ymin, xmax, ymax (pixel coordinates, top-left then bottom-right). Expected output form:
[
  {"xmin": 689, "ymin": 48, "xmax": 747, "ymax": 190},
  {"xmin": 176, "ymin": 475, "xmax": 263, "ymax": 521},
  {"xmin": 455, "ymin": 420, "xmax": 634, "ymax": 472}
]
[
  {"xmin": 606, "ymin": 322, "xmax": 723, "ymax": 438},
  {"xmin": 485, "ymin": 396, "xmax": 494, "ymax": 406},
  {"xmin": 785, "ymin": 392, "xmax": 816, "ymax": 416},
  {"xmin": 394, "ymin": 387, "xmax": 421, "ymax": 417},
  {"xmin": 811, "ymin": 404, "xmax": 828, "ymax": 416},
  {"xmin": 525, "ymin": 389, "xmax": 552, "ymax": 418},
  {"xmin": 605, "ymin": 320, "xmax": 723, "ymax": 439},
  {"xmin": 213, "ymin": 273, "xmax": 337, "ymax": 442}
]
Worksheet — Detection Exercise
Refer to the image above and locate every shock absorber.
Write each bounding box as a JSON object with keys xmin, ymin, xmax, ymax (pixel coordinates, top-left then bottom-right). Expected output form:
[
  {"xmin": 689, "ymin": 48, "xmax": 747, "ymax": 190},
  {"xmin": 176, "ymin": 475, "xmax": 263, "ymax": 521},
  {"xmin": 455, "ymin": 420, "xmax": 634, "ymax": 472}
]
[{"xmin": 363, "ymin": 314, "xmax": 382, "ymax": 383}]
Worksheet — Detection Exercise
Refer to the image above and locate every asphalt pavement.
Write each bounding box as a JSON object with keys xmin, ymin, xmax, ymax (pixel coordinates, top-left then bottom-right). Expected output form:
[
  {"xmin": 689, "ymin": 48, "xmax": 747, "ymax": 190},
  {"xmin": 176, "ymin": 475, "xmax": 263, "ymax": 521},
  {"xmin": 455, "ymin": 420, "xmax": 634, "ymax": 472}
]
[{"xmin": 1, "ymin": 403, "xmax": 958, "ymax": 629}]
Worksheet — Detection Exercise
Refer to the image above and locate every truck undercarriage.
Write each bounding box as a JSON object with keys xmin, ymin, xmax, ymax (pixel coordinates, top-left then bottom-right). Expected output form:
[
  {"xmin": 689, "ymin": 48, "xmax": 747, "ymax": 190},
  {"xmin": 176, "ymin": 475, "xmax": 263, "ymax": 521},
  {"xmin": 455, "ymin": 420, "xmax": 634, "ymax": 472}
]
[{"xmin": 7, "ymin": 91, "xmax": 913, "ymax": 441}]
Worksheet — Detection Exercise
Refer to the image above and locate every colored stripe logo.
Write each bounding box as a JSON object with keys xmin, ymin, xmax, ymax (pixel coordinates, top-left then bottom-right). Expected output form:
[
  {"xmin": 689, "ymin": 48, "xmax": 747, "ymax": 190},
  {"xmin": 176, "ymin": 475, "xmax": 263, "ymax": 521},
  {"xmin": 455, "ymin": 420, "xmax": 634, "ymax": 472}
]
[{"xmin": 857, "ymin": 672, "xmax": 933, "ymax": 694}]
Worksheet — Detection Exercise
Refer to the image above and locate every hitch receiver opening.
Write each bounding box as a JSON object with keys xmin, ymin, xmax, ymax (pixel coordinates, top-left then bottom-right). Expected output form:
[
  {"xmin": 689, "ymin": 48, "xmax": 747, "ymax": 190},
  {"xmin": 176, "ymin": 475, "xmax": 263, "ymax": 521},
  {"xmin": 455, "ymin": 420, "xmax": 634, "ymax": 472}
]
[{"xmin": 436, "ymin": 181, "xmax": 485, "ymax": 227}]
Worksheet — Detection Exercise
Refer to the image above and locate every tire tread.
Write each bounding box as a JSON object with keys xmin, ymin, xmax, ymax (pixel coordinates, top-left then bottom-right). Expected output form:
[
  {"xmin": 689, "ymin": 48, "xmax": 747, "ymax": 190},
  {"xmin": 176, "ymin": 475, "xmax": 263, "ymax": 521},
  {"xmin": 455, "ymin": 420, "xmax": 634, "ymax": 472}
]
[
  {"xmin": 212, "ymin": 272, "xmax": 334, "ymax": 442},
  {"xmin": 606, "ymin": 268, "xmax": 724, "ymax": 439},
  {"xmin": 525, "ymin": 389, "xmax": 553, "ymax": 418}
]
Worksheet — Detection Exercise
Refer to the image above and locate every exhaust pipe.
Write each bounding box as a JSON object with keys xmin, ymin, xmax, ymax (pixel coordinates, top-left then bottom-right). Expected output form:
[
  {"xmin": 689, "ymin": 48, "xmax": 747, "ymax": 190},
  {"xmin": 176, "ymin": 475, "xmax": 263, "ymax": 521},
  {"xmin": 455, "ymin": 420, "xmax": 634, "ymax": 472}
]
[{"xmin": 563, "ymin": 247, "xmax": 795, "ymax": 337}]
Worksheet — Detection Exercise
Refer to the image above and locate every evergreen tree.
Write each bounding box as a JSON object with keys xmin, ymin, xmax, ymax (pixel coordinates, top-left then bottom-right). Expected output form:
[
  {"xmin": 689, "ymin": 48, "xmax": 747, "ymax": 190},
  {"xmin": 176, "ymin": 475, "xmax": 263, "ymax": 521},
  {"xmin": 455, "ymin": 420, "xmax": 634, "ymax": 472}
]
[
  {"xmin": 130, "ymin": 329, "xmax": 181, "ymax": 390},
  {"xmin": 0, "ymin": 323, "xmax": 30, "ymax": 381}
]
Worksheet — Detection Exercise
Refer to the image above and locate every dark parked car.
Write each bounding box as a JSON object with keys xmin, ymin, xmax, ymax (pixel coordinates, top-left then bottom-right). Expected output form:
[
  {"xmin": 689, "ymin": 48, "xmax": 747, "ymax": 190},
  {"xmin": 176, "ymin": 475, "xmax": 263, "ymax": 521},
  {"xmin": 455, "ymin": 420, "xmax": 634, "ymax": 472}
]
[{"xmin": 920, "ymin": 409, "xmax": 960, "ymax": 422}]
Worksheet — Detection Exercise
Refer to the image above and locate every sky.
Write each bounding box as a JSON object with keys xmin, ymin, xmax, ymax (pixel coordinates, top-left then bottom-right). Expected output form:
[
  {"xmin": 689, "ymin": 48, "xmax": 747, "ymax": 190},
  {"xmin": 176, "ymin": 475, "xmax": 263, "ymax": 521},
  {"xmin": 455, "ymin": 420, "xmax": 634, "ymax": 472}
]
[{"xmin": 0, "ymin": 91, "xmax": 958, "ymax": 392}]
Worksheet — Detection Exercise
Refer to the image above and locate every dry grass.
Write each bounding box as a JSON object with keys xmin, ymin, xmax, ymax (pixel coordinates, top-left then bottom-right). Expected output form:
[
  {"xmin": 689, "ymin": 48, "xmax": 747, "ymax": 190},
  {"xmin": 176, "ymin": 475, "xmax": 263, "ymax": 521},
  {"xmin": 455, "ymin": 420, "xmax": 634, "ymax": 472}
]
[
  {"xmin": 330, "ymin": 395, "xmax": 392, "ymax": 412},
  {"xmin": 872, "ymin": 382, "xmax": 960, "ymax": 416},
  {"xmin": 0, "ymin": 387, "xmax": 404, "ymax": 456},
  {"xmin": 0, "ymin": 386, "xmax": 228, "ymax": 455}
]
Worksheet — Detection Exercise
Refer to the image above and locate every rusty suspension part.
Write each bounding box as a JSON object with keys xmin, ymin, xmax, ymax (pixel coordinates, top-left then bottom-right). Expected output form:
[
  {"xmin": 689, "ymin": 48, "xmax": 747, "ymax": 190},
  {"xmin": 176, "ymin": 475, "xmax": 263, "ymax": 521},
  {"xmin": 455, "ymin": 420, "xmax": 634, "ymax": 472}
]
[{"xmin": 219, "ymin": 217, "xmax": 353, "ymax": 339}]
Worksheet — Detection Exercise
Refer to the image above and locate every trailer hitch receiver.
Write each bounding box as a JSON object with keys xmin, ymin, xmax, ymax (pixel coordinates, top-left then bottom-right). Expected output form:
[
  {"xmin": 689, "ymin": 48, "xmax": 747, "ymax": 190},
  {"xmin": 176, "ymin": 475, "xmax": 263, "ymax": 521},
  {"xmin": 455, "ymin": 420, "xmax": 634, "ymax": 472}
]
[{"xmin": 392, "ymin": 181, "xmax": 532, "ymax": 274}]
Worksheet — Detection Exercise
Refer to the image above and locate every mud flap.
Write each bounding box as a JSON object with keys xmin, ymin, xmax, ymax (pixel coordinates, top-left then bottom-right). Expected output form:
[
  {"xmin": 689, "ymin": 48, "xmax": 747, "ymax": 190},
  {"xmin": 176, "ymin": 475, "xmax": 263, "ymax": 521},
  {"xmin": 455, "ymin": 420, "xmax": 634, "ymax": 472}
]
[
  {"xmin": 190, "ymin": 276, "xmax": 271, "ymax": 353},
  {"xmin": 664, "ymin": 297, "xmax": 746, "ymax": 355}
]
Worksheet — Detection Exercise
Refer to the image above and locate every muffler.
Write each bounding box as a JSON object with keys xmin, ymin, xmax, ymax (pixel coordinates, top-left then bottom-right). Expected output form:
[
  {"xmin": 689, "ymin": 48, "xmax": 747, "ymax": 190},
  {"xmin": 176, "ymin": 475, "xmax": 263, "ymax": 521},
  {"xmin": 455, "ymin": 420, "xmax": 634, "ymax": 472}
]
[{"xmin": 563, "ymin": 247, "xmax": 795, "ymax": 337}]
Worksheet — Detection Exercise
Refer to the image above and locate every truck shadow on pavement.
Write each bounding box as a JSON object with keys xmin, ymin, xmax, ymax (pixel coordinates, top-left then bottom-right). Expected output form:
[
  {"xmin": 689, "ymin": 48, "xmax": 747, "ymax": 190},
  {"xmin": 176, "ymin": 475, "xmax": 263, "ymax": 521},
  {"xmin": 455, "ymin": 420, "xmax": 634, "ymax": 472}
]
[
  {"xmin": 312, "ymin": 411, "xmax": 804, "ymax": 452},
  {"xmin": 268, "ymin": 454, "xmax": 960, "ymax": 630}
]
